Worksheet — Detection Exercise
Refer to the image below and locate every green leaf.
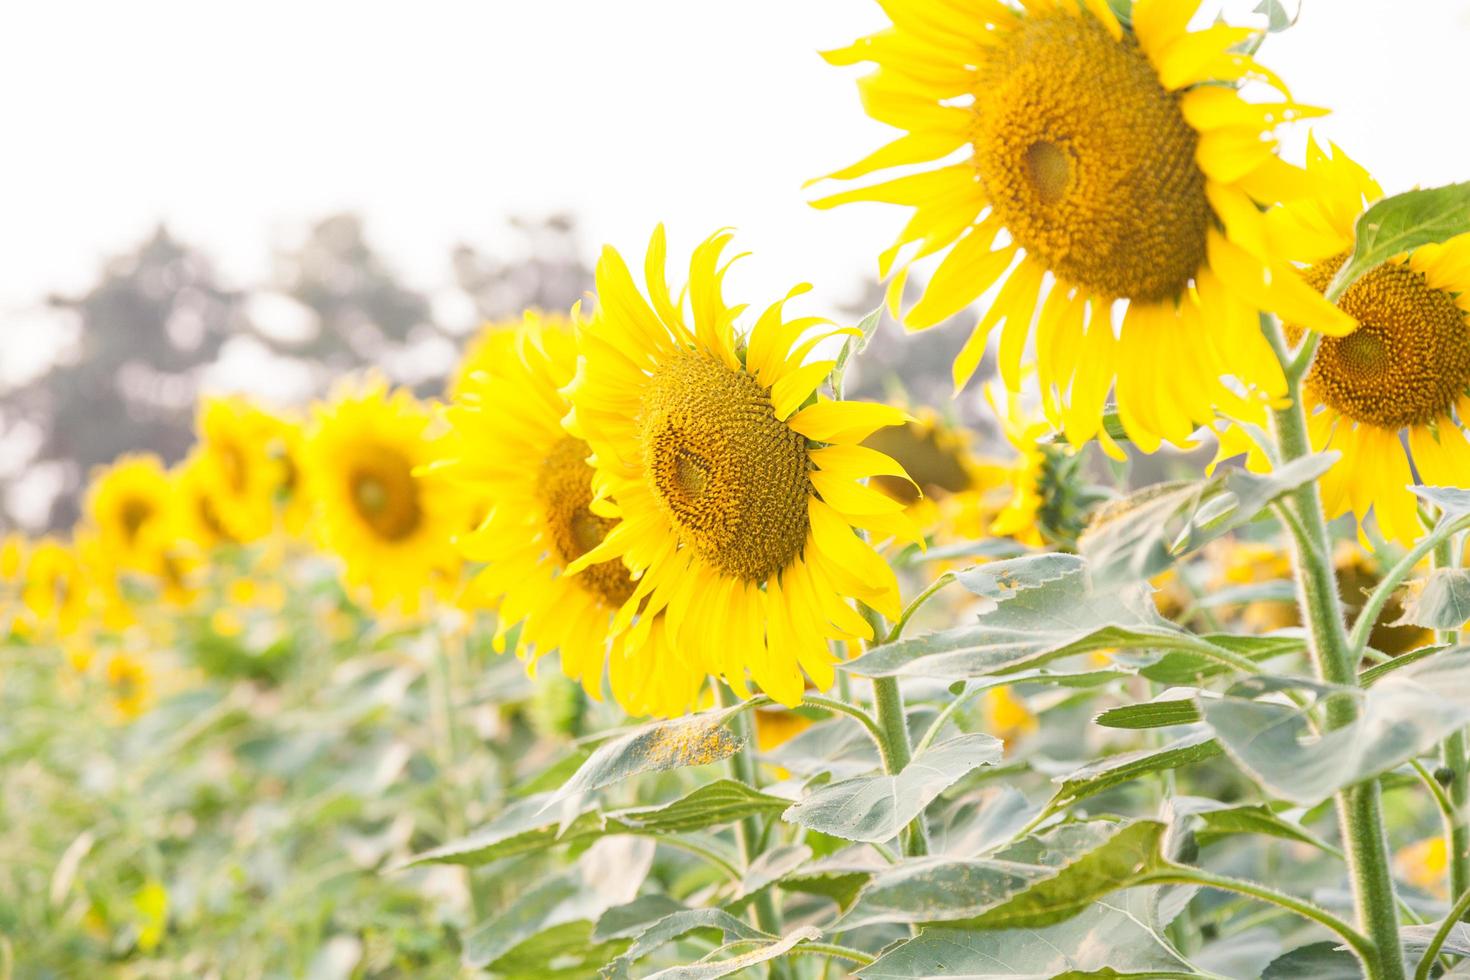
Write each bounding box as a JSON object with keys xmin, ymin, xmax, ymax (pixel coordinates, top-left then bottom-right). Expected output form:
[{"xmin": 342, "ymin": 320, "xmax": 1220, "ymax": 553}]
[
  {"xmin": 774, "ymin": 846, "xmax": 891, "ymax": 910},
  {"xmin": 1049, "ymin": 729, "xmax": 1220, "ymax": 809},
  {"xmin": 1401, "ymin": 920, "xmax": 1470, "ymax": 958},
  {"xmin": 857, "ymin": 891, "xmax": 1196, "ymax": 978},
  {"xmin": 403, "ymin": 780, "xmax": 784, "ymax": 868},
  {"xmin": 1079, "ymin": 456, "xmax": 1334, "ymax": 581},
  {"xmin": 844, "ymin": 559, "xmax": 1190, "ymax": 680},
  {"xmin": 642, "ymin": 927, "xmax": 822, "ymax": 980},
  {"xmin": 952, "ymin": 553, "xmax": 1089, "ymax": 599},
  {"xmin": 1254, "ymin": 0, "xmax": 1295, "ymax": 32},
  {"xmin": 592, "ymin": 895, "xmax": 689, "ymax": 941},
  {"xmin": 549, "ymin": 706, "xmax": 746, "ymax": 806},
  {"xmin": 1261, "ymin": 941, "xmax": 1362, "ymax": 980},
  {"xmin": 1328, "ymin": 183, "xmax": 1470, "ymax": 299},
  {"xmin": 1201, "ymin": 648, "xmax": 1470, "ymax": 805},
  {"xmin": 1414, "ymin": 486, "xmax": 1470, "ymax": 523},
  {"xmin": 597, "ymin": 908, "xmax": 772, "ymax": 980},
  {"xmin": 1168, "ymin": 796, "xmax": 1336, "ymax": 853},
  {"xmin": 839, "ymin": 820, "xmax": 1168, "ymax": 930},
  {"xmin": 1395, "ymin": 569, "xmax": 1470, "ymax": 630},
  {"xmin": 784, "ymin": 733, "xmax": 1002, "ymax": 843},
  {"xmin": 1132, "ymin": 633, "xmax": 1305, "ymax": 684},
  {"xmin": 1093, "ymin": 693, "xmax": 1202, "ymax": 730},
  {"xmin": 830, "ymin": 306, "xmax": 882, "ymax": 401},
  {"xmin": 463, "ymin": 837, "xmax": 653, "ymax": 969}
]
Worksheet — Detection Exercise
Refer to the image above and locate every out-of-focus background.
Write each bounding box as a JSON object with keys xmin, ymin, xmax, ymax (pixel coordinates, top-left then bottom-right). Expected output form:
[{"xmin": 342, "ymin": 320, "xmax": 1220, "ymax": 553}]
[{"xmin": 3, "ymin": 0, "xmax": 1468, "ymax": 532}]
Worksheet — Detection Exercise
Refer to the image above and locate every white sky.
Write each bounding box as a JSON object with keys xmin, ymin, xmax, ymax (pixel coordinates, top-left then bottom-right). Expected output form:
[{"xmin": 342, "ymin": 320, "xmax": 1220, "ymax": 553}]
[{"xmin": 2, "ymin": 0, "xmax": 1470, "ymax": 380}]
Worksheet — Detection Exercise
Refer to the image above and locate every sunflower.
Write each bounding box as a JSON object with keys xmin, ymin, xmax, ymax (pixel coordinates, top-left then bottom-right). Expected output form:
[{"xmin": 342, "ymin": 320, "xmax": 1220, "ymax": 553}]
[
  {"xmin": 174, "ymin": 450, "xmax": 238, "ymax": 553},
  {"xmin": 440, "ymin": 311, "xmax": 706, "ymax": 716},
  {"xmin": 305, "ymin": 377, "xmax": 469, "ymax": 612},
  {"xmin": 564, "ymin": 227, "xmax": 917, "ymax": 707},
  {"xmin": 1217, "ymin": 140, "xmax": 1470, "ymax": 544},
  {"xmin": 105, "ymin": 652, "xmax": 152, "ymax": 721},
  {"xmin": 20, "ymin": 537, "xmax": 89, "ymax": 638},
  {"xmin": 193, "ymin": 396, "xmax": 294, "ymax": 542},
  {"xmin": 863, "ymin": 406, "xmax": 1001, "ymax": 538},
  {"xmin": 86, "ymin": 454, "xmax": 175, "ymax": 573},
  {"xmin": 448, "ymin": 318, "xmax": 539, "ymax": 401},
  {"xmin": 812, "ymin": 0, "xmax": 1354, "ymax": 453},
  {"xmin": 0, "ymin": 533, "xmax": 23, "ymax": 582}
]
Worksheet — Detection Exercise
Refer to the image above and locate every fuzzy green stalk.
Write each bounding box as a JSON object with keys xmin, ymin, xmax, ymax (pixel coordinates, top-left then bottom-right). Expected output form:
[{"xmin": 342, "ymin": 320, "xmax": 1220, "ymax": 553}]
[
  {"xmin": 1433, "ymin": 537, "xmax": 1470, "ymax": 905},
  {"xmin": 1264, "ymin": 316, "xmax": 1406, "ymax": 980},
  {"xmin": 716, "ymin": 685, "xmax": 795, "ymax": 980}
]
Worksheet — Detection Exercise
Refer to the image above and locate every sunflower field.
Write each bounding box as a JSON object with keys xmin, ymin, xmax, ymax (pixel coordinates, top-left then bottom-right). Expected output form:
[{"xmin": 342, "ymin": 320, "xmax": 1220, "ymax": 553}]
[{"xmin": 7, "ymin": 1, "xmax": 1470, "ymax": 978}]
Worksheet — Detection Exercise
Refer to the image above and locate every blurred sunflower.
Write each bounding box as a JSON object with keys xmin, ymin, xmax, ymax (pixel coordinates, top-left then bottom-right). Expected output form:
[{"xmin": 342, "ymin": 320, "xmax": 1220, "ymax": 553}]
[
  {"xmin": 565, "ymin": 227, "xmax": 917, "ymax": 706},
  {"xmin": 86, "ymin": 454, "xmax": 174, "ymax": 573},
  {"xmin": 1, "ymin": 533, "xmax": 24, "ymax": 582},
  {"xmin": 305, "ymin": 377, "xmax": 469, "ymax": 612},
  {"xmin": 105, "ymin": 652, "xmax": 152, "ymax": 721},
  {"xmin": 1218, "ymin": 141, "xmax": 1470, "ymax": 543},
  {"xmin": 447, "ymin": 318, "xmax": 532, "ymax": 401},
  {"xmin": 194, "ymin": 396, "xmax": 292, "ymax": 542},
  {"xmin": 439, "ymin": 312, "xmax": 704, "ymax": 716},
  {"xmin": 174, "ymin": 451, "xmax": 238, "ymax": 553},
  {"xmin": 863, "ymin": 407, "xmax": 1001, "ymax": 539},
  {"xmin": 20, "ymin": 538, "xmax": 89, "ymax": 638},
  {"xmin": 812, "ymin": 0, "xmax": 1353, "ymax": 453}
]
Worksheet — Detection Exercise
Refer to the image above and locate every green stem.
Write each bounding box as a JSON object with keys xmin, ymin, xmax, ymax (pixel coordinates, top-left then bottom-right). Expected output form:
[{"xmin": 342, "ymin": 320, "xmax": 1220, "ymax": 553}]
[
  {"xmin": 1264, "ymin": 315, "xmax": 1406, "ymax": 980},
  {"xmin": 799, "ymin": 693, "xmax": 888, "ymax": 754},
  {"xmin": 427, "ymin": 633, "xmax": 480, "ymax": 923},
  {"xmin": 716, "ymin": 686, "xmax": 793, "ymax": 980},
  {"xmin": 789, "ymin": 942, "xmax": 876, "ymax": 967},
  {"xmin": 871, "ymin": 674, "xmax": 928, "ymax": 856},
  {"xmin": 883, "ymin": 573, "xmax": 955, "ymax": 645},
  {"xmin": 1413, "ymin": 883, "xmax": 1470, "ymax": 980},
  {"xmin": 1146, "ymin": 864, "xmax": 1373, "ymax": 965},
  {"xmin": 1433, "ymin": 537, "xmax": 1470, "ymax": 907}
]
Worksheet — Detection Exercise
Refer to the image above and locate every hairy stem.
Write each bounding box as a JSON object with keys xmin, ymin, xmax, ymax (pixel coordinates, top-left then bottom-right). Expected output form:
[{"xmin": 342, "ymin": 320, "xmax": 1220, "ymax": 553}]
[
  {"xmin": 871, "ymin": 674, "xmax": 929, "ymax": 856},
  {"xmin": 1433, "ymin": 537, "xmax": 1470, "ymax": 906},
  {"xmin": 1264, "ymin": 315, "xmax": 1406, "ymax": 980}
]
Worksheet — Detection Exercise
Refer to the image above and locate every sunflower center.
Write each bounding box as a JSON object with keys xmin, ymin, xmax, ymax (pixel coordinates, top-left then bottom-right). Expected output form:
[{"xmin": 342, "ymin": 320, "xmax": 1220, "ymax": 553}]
[
  {"xmin": 639, "ymin": 350, "xmax": 811, "ymax": 582},
  {"xmin": 535, "ymin": 435, "xmax": 636, "ymax": 607},
  {"xmin": 120, "ymin": 498, "xmax": 154, "ymax": 545},
  {"xmin": 220, "ymin": 441, "xmax": 248, "ymax": 493},
  {"xmin": 1299, "ymin": 255, "xmax": 1470, "ymax": 429},
  {"xmin": 348, "ymin": 447, "xmax": 423, "ymax": 542},
  {"xmin": 972, "ymin": 10, "xmax": 1209, "ymax": 302}
]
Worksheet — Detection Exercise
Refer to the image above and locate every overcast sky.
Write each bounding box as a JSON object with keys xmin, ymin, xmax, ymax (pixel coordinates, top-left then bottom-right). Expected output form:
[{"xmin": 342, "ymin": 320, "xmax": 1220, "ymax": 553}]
[{"xmin": 3, "ymin": 0, "xmax": 1469, "ymax": 383}]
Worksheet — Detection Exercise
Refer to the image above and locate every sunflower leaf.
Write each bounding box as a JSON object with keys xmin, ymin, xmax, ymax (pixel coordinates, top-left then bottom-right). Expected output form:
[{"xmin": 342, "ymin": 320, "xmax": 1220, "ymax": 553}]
[
  {"xmin": 1395, "ymin": 568, "xmax": 1470, "ymax": 630},
  {"xmin": 640, "ymin": 927, "xmax": 822, "ymax": 980},
  {"xmin": 856, "ymin": 890, "xmax": 1195, "ymax": 979},
  {"xmin": 837, "ymin": 819, "xmax": 1169, "ymax": 930},
  {"xmin": 1048, "ymin": 728, "xmax": 1220, "ymax": 809},
  {"xmin": 830, "ymin": 305, "xmax": 883, "ymax": 401},
  {"xmin": 783, "ymin": 733, "xmax": 1002, "ymax": 843},
  {"xmin": 1328, "ymin": 182, "xmax": 1470, "ymax": 299},
  {"xmin": 1200, "ymin": 648, "xmax": 1470, "ymax": 805}
]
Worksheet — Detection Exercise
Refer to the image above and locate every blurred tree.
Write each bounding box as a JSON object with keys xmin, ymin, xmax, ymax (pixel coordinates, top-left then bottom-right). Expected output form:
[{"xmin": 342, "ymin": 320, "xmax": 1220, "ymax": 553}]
[
  {"xmin": 0, "ymin": 214, "xmax": 593, "ymax": 531},
  {"xmin": 1, "ymin": 227, "xmax": 246, "ymax": 530}
]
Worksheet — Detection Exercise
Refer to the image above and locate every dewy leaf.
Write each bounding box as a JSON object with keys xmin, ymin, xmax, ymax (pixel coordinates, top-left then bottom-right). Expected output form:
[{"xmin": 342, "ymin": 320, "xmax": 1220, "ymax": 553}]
[
  {"xmin": 402, "ymin": 780, "xmax": 781, "ymax": 869},
  {"xmin": 838, "ymin": 820, "xmax": 1168, "ymax": 930},
  {"xmin": 1395, "ymin": 568, "xmax": 1470, "ymax": 631},
  {"xmin": 1048, "ymin": 728, "xmax": 1220, "ymax": 809},
  {"xmin": 548, "ymin": 707, "xmax": 746, "ymax": 807},
  {"xmin": 1328, "ymin": 183, "xmax": 1470, "ymax": 299},
  {"xmin": 1201, "ymin": 648, "xmax": 1470, "ymax": 806},
  {"xmin": 857, "ymin": 890, "xmax": 1195, "ymax": 979},
  {"xmin": 844, "ymin": 558, "xmax": 1190, "ymax": 680},
  {"xmin": 1079, "ymin": 456, "xmax": 1334, "ymax": 582},
  {"xmin": 784, "ymin": 733, "xmax": 1002, "ymax": 843},
  {"xmin": 642, "ymin": 926, "xmax": 822, "ymax": 980},
  {"xmin": 830, "ymin": 306, "xmax": 882, "ymax": 401}
]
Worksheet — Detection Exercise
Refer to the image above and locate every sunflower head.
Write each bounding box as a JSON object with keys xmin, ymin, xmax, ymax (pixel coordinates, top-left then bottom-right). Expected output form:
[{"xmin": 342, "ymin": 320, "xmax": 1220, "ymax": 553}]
[
  {"xmin": 195, "ymin": 396, "xmax": 302, "ymax": 541},
  {"xmin": 20, "ymin": 537, "xmax": 90, "ymax": 637},
  {"xmin": 1244, "ymin": 139, "xmax": 1470, "ymax": 543},
  {"xmin": 305, "ymin": 376, "xmax": 469, "ymax": 613},
  {"xmin": 86, "ymin": 454, "xmax": 175, "ymax": 574},
  {"xmin": 564, "ymin": 227, "xmax": 917, "ymax": 706},
  {"xmin": 813, "ymin": 0, "xmax": 1352, "ymax": 452},
  {"xmin": 105, "ymin": 652, "xmax": 152, "ymax": 721}
]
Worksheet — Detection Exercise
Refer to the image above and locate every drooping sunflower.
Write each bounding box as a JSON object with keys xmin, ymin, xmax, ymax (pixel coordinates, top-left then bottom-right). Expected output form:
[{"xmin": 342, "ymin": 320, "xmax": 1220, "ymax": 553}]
[
  {"xmin": 863, "ymin": 406, "xmax": 999, "ymax": 538},
  {"xmin": 565, "ymin": 228, "xmax": 917, "ymax": 707},
  {"xmin": 193, "ymin": 396, "xmax": 292, "ymax": 542},
  {"xmin": 1217, "ymin": 140, "xmax": 1470, "ymax": 543},
  {"xmin": 305, "ymin": 377, "xmax": 469, "ymax": 612},
  {"xmin": 812, "ymin": 0, "xmax": 1354, "ymax": 452},
  {"xmin": 439, "ymin": 311, "xmax": 705, "ymax": 716},
  {"xmin": 86, "ymin": 454, "xmax": 175, "ymax": 573}
]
